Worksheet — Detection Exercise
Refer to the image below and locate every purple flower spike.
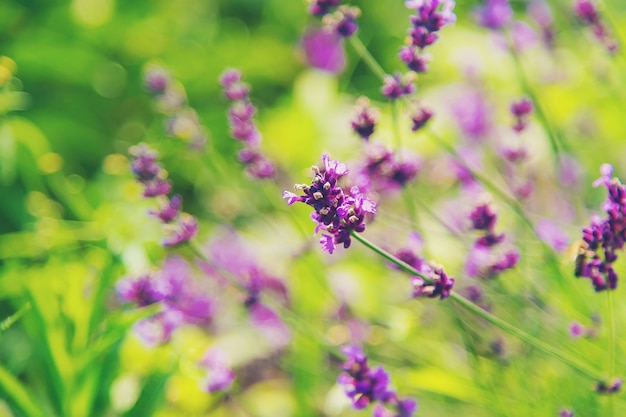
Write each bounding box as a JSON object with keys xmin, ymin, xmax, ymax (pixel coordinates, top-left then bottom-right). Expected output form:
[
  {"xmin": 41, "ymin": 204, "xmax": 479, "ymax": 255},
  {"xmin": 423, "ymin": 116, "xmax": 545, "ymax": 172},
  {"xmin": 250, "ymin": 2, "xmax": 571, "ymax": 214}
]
[
  {"xmin": 301, "ymin": 27, "xmax": 346, "ymax": 74},
  {"xmin": 339, "ymin": 346, "xmax": 417, "ymax": 415},
  {"xmin": 474, "ymin": 0, "xmax": 513, "ymax": 30},
  {"xmin": 382, "ymin": 72, "xmax": 416, "ymax": 100},
  {"xmin": 559, "ymin": 409, "xmax": 574, "ymax": 417},
  {"xmin": 150, "ymin": 195, "xmax": 182, "ymax": 223},
  {"xmin": 284, "ymin": 154, "xmax": 375, "ymax": 253},
  {"xmin": 144, "ymin": 65, "xmax": 171, "ymax": 95},
  {"xmin": 116, "ymin": 273, "xmax": 166, "ymax": 307},
  {"xmin": 164, "ymin": 213, "xmax": 198, "ymax": 247},
  {"xmin": 596, "ymin": 378, "xmax": 622, "ymax": 394},
  {"xmin": 308, "ymin": 0, "xmax": 341, "ymax": 16},
  {"xmin": 410, "ymin": 104, "xmax": 433, "ymax": 132},
  {"xmin": 323, "ymin": 6, "xmax": 361, "ymax": 38},
  {"xmin": 399, "ymin": 46, "xmax": 431, "ymax": 73},
  {"xmin": 200, "ymin": 348, "xmax": 235, "ymax": 393},
  {"xmin": 576, "ymin": 165, "xmax": 626, "ymax": 291},
  {"xmin": 351, "ymin": 97, "xmax": 380, "ymax": 140},
  {"xmin": 412, "ymin": 267, "xmax": 455, "ymax": 300},
  {"xmin": 510, "ymin": 97, "xmax": 533, "ymax": 132}
]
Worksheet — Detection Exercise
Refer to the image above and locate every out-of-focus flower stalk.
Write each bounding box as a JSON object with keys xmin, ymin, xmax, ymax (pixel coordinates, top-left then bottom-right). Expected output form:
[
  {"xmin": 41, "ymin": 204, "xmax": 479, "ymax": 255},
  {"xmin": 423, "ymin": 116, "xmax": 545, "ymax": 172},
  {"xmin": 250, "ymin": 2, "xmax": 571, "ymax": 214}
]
[{"xmin": 350, "ymin": 231, "xmax": 602, "ymax": 381}]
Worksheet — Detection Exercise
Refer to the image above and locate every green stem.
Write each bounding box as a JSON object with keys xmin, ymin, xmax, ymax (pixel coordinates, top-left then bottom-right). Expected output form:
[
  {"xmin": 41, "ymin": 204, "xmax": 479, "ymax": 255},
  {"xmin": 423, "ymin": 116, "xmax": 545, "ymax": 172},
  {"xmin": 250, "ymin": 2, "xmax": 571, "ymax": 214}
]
[
  {"xmin": 348, "ymin": 36, "xmax": 388, "ymax": 82},
  {"xmin": 351, "ymin": 231, "xmax": 602, "ymax": 381},
  {"xmin": 0, "ymin": 302, "xmax": 31, "ymax": 333}
]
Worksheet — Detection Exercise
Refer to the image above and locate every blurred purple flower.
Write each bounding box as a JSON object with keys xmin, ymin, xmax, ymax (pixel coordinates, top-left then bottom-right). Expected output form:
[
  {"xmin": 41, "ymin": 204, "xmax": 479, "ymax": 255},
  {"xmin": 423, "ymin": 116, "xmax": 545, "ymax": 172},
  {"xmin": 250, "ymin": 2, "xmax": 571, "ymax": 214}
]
[
  {"xmin": 301, "ymin": 27, "xmax": 346, "ymax": 74},
  {"xmin": 163, "ymin": 213, "xmax": 198, "ymax": 247},
  {"xmin": 528, "ymin": 1, "xmax": 555, "ymax": 48},
  {"xmin": 351, "ymin": 96, "xmax": 379, "ymax": 140},
  {"xmin": 338, "ymin": 346, "xmax": 417, "ymax": 415},
  {"xmin": 308, "ymin": 0, "xmax": 341, "ymax": 16},
  {"xmin": 451, "ymin": 89, "xmax": 491, "ymax": 141},
  {"xmin": 569, "ymin": 321, "xmax": 584, "ymax": 338},
  {"xmin": 323, "ymin": 6, "xmax": 361, "ymax": 37},
  {"xmin": 399, "ymin": 47, "xmax": 431, "ymax": 73},
  {"xmin": 200, "ymin": 348, "xmax": 235, "ymax": 393},
  {"xmin": 535, "ymin": 219, "xmax": 569, "ymax": 252},
  {"xmin": 382, "ymin": 72, "xmax": 416, "ymax": 100},
  {"xmin": 116, "ymin": 273, "xmax": 166, "ymax": 307},
  {"xmin": 511, "ymin": 21, "xmax": 539, "ymax": 52},
  {"xmin": 411, "ymin": 267, "xmax": 455, "ymax": 300},
  {"xmin": 474, "ymin": 0, "xmax": 513, "ymax": 30},
  {"xmin": 559, "ymin": 409, "xmax": 574, "ymax": 417}
]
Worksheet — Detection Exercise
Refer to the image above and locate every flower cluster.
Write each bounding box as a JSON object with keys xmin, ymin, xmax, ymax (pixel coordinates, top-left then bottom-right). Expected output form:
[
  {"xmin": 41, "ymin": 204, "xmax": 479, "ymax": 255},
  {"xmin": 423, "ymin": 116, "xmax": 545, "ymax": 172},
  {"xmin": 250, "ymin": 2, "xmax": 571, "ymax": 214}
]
[
  {"xmin": 199, "ymin": 348, "xmax": 235, "ymax": 393},
  {"xmin": 219, "ymin": 69, "xmax": 276, "ymax": 180},
  {"xmin": 116, "ymin": 257, "xmax": 214, "ymax": 346},
  {"xmin": 129, "ymin": 143, "xmax": 198, "ymax": 246},
  {"xmin": 309, "ymin": 0, "xmax": 360, "ymax": 38},
  {"xmin": 573, "ymin": 0, "xmax": 617, "ymax": 54},
  {"xmin": 283, "ymin": 154, "xmax": 376, "ymax": 254},
  {"xmin": 143, "ymin": 63, "xmax": 208, "ymax": 147},
  {"xmin": 351, "ymin": 97, "xmax": 380, "ymax": 141},
  {"xmin": 575, "ymin": 164, "xmax": 626, "ymax": 291},
  {"xmin": 595, "ymin": 378, "xmax": 622, "ymax": 394},
  {"xmin": 201, "ymin": 230, "xmax": 291, "ymax": 348},
  {"xmin": 382, "ymin": 72, "xmax": 416, "ymax": 101},
  {"xmin": 338, "ymin": 346, "xmax": 417, "ymax": 416},
  {"xmin": 411, "ymin": 267, "xmax": 455, "ymax": 300},
  {"xmin": 465, "ymin": 203, "xmax": 519, "ymax": 278},
  {"xmin": 401, "ymin": 0, "xmax": 456, "ymax": 73},
  {"xmin": 355, "ymin": 142, "xmax": 421, "ymax": 195},
  {"xmin": 390, "ymin": 234, "xmax": 455, "ymax": 300},
  {"xmin": 528, "ymin": 1, "xmax": 555, "ymax": 49},
  {"xmin": 409, "ymin": 101, "xmax": 433, "ymax": 132},
  {"xmin": 510, "ymin": 97, "xmax": 533, "ymax": 133}
]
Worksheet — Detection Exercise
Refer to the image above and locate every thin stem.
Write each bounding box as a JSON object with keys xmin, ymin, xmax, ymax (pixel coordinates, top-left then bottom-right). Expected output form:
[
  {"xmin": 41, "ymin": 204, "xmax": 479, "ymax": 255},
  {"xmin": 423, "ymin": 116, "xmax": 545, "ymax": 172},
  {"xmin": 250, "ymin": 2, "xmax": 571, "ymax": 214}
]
[
  {"xmin": 349, "ymin": 36, "xmax": 388, "ymax": 82},
  {"xmin": 0, "ymin": 302, "xmax": 31, "ymax": 333},
  {"xmin": 351, "ymin": 231, "xmax": 602, "ymax": 381}
]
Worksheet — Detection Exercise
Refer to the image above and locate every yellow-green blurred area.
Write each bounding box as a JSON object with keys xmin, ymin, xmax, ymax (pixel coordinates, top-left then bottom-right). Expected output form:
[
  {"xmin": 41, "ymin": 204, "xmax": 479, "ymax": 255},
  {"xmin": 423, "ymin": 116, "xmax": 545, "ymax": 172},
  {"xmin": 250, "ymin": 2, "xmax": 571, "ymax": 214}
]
[{"xmin": 2, "ymin": 0, "xmax": 626, "ymax": 416}]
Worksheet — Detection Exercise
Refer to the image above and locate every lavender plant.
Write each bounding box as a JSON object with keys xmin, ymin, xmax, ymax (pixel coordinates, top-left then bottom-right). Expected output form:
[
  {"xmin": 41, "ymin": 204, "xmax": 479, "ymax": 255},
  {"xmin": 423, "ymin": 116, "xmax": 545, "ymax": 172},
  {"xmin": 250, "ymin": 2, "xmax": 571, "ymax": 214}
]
[{"xmin": 2, "ymin": 1, "xmax": 626, "ymax": 416}]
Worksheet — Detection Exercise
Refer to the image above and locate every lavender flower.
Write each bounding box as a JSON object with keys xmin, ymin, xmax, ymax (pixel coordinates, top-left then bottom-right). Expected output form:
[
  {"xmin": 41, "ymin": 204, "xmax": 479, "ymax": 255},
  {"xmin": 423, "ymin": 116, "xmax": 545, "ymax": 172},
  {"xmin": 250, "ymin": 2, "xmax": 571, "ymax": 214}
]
[
  {"xmin": 283, "ymin": 154, "xmax": 376, "ymax": 254},
  {"xmin": 116, "ymin": 273, "xmax": 166, "ymax": 307},
  {"xmin": 163, "ymin": 213, "xmax": 198, "ymax": 247},
  {"xmin": 323, "ymin": 6, "xmax": 361, "ymax": 38},
  {"xmin": 382, "ymin": 72, "xmax": 416, "ymax": 100},
  {"xmin": 596, "ymin": 378, "xmax": 622, "ymax": 394},
  {"xmin": 510, "ymin": 97, "xmax": 533, "ymax": 133},
  {"xmin": 466, "ymin": 203, "xmax": 519, "ymax": 278},
  {"xmin": 573, "ymin": 0, "xmax": 617, "ymax": 53},
  {"xmin": 220, "ymin": 69, "xmax": 276, "ymax": 180},
  {"xmin": 338, "ymin": 346, "xmax": 417, "ymax": 415},
  {"xmin": 300, "ymin": 27, "xmax": 346, "ymax": 74},
  {"xmin": 200, "ymin": 348, "xmax": 235, "ymax": 393},
  {"xmin": 411, "ymin": 267, "xmax": 455, "ymax": 299},
  {"xmin": 119, "ymin": 257, "xmax": 214, "ymax": 345},
  {"xmin": 355, "ymin": 142, "xmax": 421, "ymax": 195},
  {"xmin": 130, "ymin": 143, "xmax": 199, "ymax": 247},
  {"xmin": 308, "ymin": 0, "xmax": 341, "ymax": 16},
  {"xmin": 351, "ymin": 97, "xmax": 380, "ymax": 140},
  {"xmin": 409, "ymin": 103, "xmax": 433, "ymax": 132},
  {"xmin": 535, "ymin": 219, "xmax": 569, "ymax": 252},
  {"xmin": 474, "ymin": 0, "xmax": 513, "ymax": 30},
  {"xmin": 403, "ymin": 0, "xmax": 456, "ymax": 71},
  {"xmin": 528, "ymin": 1, "xmax": 555, "ymax": 49},
  {"xmin": 144, "ymin": 64, "xmax": 171, "ymax": 94},
  {"xmin": 398, "ymin": 47, "xmax": 430, "ymax": 73},
  {"xmin": 559, "ymin": 410, "xmax": 574, "ymax": 417},
  {"xmin": 576, "ymin": 164, "xmax": 626, "ymax": 291}
]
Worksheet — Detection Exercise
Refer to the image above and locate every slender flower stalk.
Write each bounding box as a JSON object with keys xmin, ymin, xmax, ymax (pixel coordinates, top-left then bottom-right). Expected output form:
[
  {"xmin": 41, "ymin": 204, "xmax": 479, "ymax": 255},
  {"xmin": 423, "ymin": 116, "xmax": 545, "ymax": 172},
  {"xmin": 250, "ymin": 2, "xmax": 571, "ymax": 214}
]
[
  {"xmin": 350, "ymin": 231, "xmax": 603, "ymax": 381},
  {"xmin": 0, "ymin": 303, "xmax": 31, "ymax": 333},
  {"xmin": 348, "ymin": 36, "xmax": 388, "ymax": 82}
]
